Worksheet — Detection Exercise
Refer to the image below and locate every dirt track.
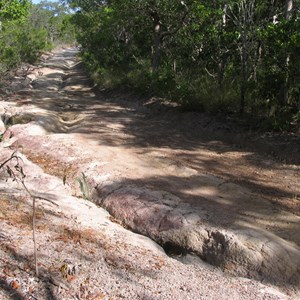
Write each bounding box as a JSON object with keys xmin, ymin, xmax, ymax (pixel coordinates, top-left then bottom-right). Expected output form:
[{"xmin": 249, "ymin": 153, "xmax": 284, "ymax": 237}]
[{"xmin": 0, "ymin": 48, "xmax": 299, "ymax": 299}]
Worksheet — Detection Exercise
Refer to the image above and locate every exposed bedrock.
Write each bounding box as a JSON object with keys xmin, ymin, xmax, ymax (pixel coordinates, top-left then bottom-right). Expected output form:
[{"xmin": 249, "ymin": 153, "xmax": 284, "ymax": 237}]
[
  {"xmin": 2, "ymin": 47, "xmax": 299, "ymax": 296},
  {"xmin": 96, "ymin": 185, "xmax": 300, "ymax": 288}
]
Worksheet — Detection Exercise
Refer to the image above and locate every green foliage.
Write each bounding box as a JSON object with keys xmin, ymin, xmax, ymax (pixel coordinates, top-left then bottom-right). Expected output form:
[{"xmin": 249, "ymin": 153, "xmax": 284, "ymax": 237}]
[
  {"xmin": 18, "ymin": 25, "xmax": 50, "ymax": 63},
  {"xmin": 68, "ymin": 0, "xmax": 300, "ymax": 131},
  {"xmin": 0, "ymin": 0, "xmax": 31, "ymax": 20},
  {"xmin": 30, "ymin": 1, "xmax": 76, "ymax": 46},
  {"xmin": 0, "ymin": 0, "xmax": 75, "ymax": 78},
  {"xmin": 0, "ymin": 19, "xmax": 50, "ymax": 72}
]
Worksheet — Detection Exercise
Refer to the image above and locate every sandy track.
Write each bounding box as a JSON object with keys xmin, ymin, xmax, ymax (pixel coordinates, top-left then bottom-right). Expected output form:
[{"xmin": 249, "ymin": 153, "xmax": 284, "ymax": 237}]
[{"xmin": 0, "ymin": 48, "xmax": 299, "ymax": 299}]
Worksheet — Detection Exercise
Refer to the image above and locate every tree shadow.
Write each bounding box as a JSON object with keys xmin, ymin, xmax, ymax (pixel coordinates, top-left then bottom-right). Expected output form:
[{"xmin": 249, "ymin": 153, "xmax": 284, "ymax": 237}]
[
  {"xmin": 90, "ymin": 175, "xmax": 300, "ymax": 293},
  {"xmin": 0, "ymin": 243, "xmax": 60, "ymax": 300},
  {"xmin": 0, "ymin": 277, "xmax": 25, "ymax": 300},
  {"xmin": 3, "ymin": 48, "xmax": 300, "ymax": 295},
  {"xmin": 0, "ymin": 189, "xmax": 168, "ymax": 300}
]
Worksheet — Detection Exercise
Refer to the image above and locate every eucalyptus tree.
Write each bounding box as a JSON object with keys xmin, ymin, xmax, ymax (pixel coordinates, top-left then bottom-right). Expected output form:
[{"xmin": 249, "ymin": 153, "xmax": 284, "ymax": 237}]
[
  {"xmin": 0, "ymin": 0, "xmax": 75, "ymax": 76},
  {"xmin": 69, "ymin": 0, "xmax": 300, "ymax": 129},
  {"xmin": 255, "ymin": 0, "xmax": 300, "ymax": 126},
  {"xmin": 30, "ymin": 0, "xmax": 75, "ymax": 44}
]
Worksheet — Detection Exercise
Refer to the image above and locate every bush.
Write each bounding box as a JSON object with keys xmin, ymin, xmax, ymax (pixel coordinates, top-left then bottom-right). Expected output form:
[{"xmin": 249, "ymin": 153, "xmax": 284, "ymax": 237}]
[{"xmin": 0, "ymin": 20, "xmax": 50, "ymax": 75}]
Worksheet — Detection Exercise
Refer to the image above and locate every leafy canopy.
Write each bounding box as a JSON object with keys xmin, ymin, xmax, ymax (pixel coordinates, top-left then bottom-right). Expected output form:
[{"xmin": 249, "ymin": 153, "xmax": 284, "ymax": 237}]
[{"xmin": 0, "ymin": 0, "xmax": 31, "ymax": 20}]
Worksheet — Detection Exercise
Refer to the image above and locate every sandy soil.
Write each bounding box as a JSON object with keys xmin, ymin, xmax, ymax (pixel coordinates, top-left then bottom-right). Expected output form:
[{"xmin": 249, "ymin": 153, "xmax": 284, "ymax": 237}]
[{"xmin": 0, "ymin": 48, "xmax": 299, "ymax": 299}]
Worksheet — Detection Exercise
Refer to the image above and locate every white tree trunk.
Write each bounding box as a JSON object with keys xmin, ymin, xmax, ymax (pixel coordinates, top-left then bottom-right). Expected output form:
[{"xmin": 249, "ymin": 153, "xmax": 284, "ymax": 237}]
[{"xmin": 283, "ymin": 0, "xmax": 293, "ymax": 104}]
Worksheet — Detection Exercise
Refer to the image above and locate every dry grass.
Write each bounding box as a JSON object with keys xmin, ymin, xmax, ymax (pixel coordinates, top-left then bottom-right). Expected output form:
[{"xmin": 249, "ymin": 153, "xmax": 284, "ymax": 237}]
[
  {"xmin": 25, "ymin": 152, "xmax": 78, "ymax": 183},
  {"xmin": 54, "ymin": 226, "xmax": 102, "ymax": 246},
  {"xmin": 0, "ymin": 194, "xmax": 31, "ymax": 228},
  {"xmin": 0, "ymin": 193, "xmax": 49, "ymax": 231}
]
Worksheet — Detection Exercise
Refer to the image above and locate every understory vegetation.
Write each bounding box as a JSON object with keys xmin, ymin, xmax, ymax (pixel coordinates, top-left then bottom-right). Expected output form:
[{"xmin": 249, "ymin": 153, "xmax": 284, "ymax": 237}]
[
  {"xmin": 68, "ymin": 0, "xmax": 300, "ymax": 131},
  {"xmin": 0, "ymin": 0, "xmax": 75, "ymax": 77}
]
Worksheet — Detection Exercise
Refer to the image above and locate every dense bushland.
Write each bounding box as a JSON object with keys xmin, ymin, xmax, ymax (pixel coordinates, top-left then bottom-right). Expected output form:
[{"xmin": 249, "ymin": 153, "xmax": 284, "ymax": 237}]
[
  {"xmin": 69, "ymin": 0, "xmax": 300, "ymax": 131},
  {"xmin": 0, "ymin": 0, "xmax": 75, "ymax": 77}
]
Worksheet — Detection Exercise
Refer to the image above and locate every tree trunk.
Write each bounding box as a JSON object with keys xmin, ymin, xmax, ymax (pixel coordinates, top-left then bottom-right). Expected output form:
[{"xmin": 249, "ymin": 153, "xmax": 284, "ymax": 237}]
[
  {"xmin": 149, "ymin": 3, "xmax": 188, "ymax": 72},
  {"xmin": 152, "ymin": 30, "xmax": 161, "ymax": 72},
  {"xmin": 285, "ymin": 0, "xmax": 293, "ymax": 19},
  {"xmin": 229, "ymin": 0, "xmax": 255, "ymax": 114},
  {"xmin": 218, "ymin": 3, "xmax": 227, "ymax": 98},
  {"xmin": 149, "ymin": 10, "xmax": 162, "ymax": 72},
  {"xmin": 282, "ymin": 0, "xmax": 293, "ymax": 105},
  {"xmin": 240, "ymin": 41, "xmax": 247, "ymax": 114},
  {"xmin": 222, "ymin": 4, "xmax": 227, "ymax": 27}
]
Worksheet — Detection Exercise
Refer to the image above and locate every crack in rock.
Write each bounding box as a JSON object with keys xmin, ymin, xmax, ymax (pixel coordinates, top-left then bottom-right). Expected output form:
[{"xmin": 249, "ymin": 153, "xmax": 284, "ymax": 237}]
[{"xmin": 95, "ymin": 185, "xmax": 300, "ymax": 288}]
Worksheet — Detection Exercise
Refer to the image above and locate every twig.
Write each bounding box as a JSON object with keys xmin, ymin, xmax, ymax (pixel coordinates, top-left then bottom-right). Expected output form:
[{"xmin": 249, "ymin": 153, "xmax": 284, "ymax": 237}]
[
  {"xmin": 0, "ymin": 150, "xmax": 59, "ymax": 277},
  {"xmin": 0, "ymin": 151, "xmax": 20, "ymax": 169},
  {"xmin": 32, "ymin": 197, "xmax": 38, "ymax": 277}
]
